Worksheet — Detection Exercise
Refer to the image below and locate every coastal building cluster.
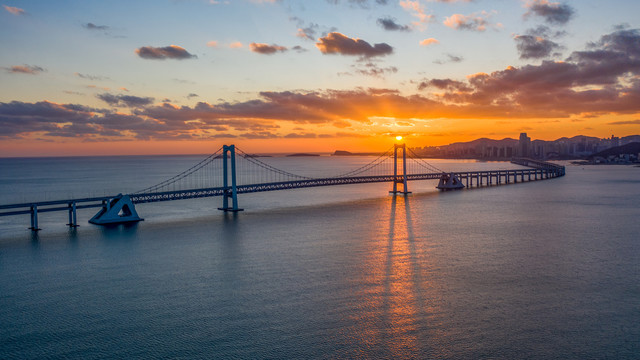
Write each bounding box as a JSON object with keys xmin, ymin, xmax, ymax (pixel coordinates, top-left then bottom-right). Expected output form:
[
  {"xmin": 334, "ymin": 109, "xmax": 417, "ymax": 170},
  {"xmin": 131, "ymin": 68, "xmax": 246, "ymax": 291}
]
[{"xmin": 412, "ymin": 133, "xmax": 640, "ymax": 161}]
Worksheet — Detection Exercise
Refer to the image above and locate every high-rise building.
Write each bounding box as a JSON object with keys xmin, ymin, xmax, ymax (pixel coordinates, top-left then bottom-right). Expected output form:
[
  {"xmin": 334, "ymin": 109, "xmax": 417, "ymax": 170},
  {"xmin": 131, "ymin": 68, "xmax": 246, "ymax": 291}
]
[{"xmin": 519, "ymin": 133, "xmax": 531, "ymax": 158}]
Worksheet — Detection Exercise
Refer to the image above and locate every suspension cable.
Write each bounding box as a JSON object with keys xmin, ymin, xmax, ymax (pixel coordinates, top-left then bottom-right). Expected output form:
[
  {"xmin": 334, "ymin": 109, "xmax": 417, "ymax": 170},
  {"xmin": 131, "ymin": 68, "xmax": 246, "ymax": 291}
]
[
  {"xmin": 406, "ymin": 147, "xmax": 444, "ymax": 173},
  {"xmin": 134, "ymin": 146, "xmax": 224, "ymax": 193}
]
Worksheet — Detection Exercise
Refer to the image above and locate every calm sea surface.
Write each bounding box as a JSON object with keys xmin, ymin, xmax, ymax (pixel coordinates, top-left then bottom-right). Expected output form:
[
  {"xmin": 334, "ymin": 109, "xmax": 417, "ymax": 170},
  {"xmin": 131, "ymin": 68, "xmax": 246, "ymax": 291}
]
[{"xmin": 0, "ymin": 156, "xmax": 639, "ymax": 359}]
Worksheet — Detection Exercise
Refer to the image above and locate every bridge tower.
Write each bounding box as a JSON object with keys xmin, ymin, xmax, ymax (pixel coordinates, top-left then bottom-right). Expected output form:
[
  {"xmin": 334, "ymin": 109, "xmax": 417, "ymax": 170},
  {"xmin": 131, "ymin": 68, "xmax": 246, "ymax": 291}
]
[
  {"xmin": 218, "ymin": 144, "xmax": 244, "ymax": 212},
  {"xmin": 390, "ymin": 143, "xmax": 411, "ymax": 195}
]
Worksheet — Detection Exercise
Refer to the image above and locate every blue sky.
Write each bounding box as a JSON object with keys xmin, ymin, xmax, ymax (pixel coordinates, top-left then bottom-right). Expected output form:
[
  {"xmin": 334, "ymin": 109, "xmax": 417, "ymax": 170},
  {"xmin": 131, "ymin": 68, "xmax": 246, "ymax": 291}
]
[{"xmin": 1, "ymin": 0, "xmax": 640, "ymax": 155}]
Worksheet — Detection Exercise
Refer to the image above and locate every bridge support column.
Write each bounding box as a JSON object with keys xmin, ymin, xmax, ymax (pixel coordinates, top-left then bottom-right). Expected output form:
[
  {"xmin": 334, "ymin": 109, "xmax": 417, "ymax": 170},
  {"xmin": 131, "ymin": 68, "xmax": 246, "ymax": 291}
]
[
  {"xmin": 219, "ymin": 144, "xmax": 244, "ymax": 212},
  {"xmin": 29, "ymin": 204, "xmax": 40, "ymax": 231},
  {"xmin": 389, "ymin": 143, "xmax": 411, "ymax": 195},
  {"xmin": 67, "ymin": 202, "xmax": 79, "ymax": 227}
]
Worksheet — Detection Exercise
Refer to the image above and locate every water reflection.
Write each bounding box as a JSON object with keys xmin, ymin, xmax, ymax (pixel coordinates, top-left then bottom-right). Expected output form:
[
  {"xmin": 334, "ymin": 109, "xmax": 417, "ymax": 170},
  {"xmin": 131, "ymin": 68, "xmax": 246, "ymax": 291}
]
[
  {"xmin": 30, "ymin": 231, "xmax": 40, "ymax": 247},
  {"xmin": 98, "ymin": 222, "xmax": 140, "ymax": 242},
  {"xmin": 361, "ymin": 194, "xmax": 441, "ymax": 358}
]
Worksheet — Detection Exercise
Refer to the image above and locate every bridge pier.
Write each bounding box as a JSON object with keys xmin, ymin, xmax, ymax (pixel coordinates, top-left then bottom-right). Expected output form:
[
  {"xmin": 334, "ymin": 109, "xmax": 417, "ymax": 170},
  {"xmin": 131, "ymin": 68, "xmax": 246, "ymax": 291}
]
[
  {"xmin": 29, "ymin": 205, "xmax": 40, "ymax": 231},
  {"xmin": 67, "ymin": 202, "xmax": 79, "ymax": 227},
  {"xmin": 218, "ymin": 145, "xmax": 244, "ymax": 212}
]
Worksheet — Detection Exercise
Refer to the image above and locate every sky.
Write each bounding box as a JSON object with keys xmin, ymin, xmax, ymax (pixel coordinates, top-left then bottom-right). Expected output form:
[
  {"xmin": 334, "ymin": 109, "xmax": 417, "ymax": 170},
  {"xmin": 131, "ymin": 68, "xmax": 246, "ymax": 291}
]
[{"xmin": 1, "ymin": 0, "xmax": 640, "ymax": 156}]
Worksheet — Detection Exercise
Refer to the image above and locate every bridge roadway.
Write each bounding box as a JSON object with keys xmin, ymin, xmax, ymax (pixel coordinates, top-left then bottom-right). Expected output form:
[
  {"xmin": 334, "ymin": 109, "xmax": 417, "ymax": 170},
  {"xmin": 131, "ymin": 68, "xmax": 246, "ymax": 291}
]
[{"xmin": 130, "ymin": 167, "xmax": 562, "ymax": 204}]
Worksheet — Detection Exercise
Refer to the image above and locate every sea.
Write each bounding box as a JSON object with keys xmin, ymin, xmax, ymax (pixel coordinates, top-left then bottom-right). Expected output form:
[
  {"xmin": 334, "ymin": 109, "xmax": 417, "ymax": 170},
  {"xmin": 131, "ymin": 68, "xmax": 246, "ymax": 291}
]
[{"xmin": 0, "ymin": 155, "xmax": 638, "ymax": 359}]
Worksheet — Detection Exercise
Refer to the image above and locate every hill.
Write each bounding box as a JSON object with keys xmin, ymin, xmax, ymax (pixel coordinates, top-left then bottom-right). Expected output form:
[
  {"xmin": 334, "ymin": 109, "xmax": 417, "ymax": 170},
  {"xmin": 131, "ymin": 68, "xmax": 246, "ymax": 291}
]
[{"xmin": 588, "ymin": 142, "xmax": 640, "ymax": 158}]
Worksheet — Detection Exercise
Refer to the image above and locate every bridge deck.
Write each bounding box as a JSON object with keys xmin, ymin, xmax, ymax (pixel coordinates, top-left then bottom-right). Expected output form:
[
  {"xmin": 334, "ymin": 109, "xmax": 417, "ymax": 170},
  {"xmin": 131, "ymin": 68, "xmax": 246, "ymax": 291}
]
[{"xmin": 1, "ymin": 165, "xmax": 563, "ymax": 213}]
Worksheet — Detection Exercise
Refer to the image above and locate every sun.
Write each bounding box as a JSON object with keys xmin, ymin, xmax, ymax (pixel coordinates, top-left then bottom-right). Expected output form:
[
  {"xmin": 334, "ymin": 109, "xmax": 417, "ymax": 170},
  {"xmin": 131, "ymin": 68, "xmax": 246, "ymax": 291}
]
[{"xmin": 395, "ymin": 135, "xmax": 403, "ymax": 141}]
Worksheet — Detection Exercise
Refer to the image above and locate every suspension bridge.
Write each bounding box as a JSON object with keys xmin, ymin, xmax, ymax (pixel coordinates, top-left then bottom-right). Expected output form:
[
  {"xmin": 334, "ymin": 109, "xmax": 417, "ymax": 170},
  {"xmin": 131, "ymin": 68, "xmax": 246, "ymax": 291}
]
[{"xmin": 0, "ymin": 144, "xmax": 565, "ymax": 231}]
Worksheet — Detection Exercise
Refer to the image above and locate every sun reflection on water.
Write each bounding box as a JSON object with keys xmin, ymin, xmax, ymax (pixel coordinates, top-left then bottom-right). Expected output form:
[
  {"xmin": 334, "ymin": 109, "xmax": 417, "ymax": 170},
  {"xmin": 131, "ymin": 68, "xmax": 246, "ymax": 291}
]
[{"xmin": 347, "ymin": 195, "xmax": 446, "ymax": 358}]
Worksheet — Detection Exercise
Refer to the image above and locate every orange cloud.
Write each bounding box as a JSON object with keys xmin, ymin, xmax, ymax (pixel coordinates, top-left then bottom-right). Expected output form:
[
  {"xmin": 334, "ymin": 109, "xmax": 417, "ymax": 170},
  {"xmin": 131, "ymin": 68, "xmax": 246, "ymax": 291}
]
[
  {"xmin": 3, "ymin": 5, "xmax": 25, "ymax": 15},
  {"xmin": 228, "ymin": 42, "xmax": 243, "ymax": 48},
  {"xmin": 249, "ymin": 43, "xmax": 287, "ymax": 54},
  {"xmin": 420, "ymin": 38, "xmax": 439, "ymax": 46},
  {"xmin": 4, "ymin": 65, "xmax": 44, "ymax": 74}
]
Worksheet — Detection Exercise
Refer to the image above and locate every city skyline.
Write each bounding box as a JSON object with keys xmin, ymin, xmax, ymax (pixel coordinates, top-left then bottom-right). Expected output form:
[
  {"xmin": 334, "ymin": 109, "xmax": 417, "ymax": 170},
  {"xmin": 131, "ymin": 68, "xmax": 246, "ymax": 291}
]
[{"xmin": 2, "ymin": 0, "xmax": 640, "ymax": 156}]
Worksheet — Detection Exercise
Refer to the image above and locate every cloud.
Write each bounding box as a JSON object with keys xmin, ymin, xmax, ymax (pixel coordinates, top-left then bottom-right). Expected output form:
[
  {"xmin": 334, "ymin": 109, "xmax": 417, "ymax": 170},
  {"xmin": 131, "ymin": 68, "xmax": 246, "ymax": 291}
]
[
  {"xmin": 377, "ymin": 17, "xmax": 410, "ymax": 31},
  {"xmin": 608, "ymin": 119, "xmax": 640, "ymax": 125},
  {"xmin": 135, "ymin": 45, "xmax": 196, "ymax": 60},
  {"xmin": 420, "ymin": 38, "xmax": 439, "ymax": 46},
  {"xmin": 97, "ymin": 93, "xmax": 155, "ymax": 107},
  {"xmin": 399, "ymin": 1, "xmax": 434, "ymax": 30},
  {"xmin": 5, "ymin": 30, "xmax": 640, "ymax": 142},
  {"xmin": 83, "ymin": 23, "xmax": 109, "ymax": 31},
  {"xmin": 326, "ymin": 0, "xmax": 389, "ymax": 7},
  {"xmin": 206, "ymin": 41, "xmax": 218, "ymax": 47},
  {"xmin": 444, "ymin": 11, "xmax": 498, "ymax": 32},
  {"xmin": 228, "ymin": 42, "xmax": 243, "ymax": 48},
  {"xmin": 434, "ymin": 54, "xmax": 463, "ymax": 64},
  {"xmin": 4, "ymin": 65, "xmax": 44, "ymax": 75},
  {"xmin": 515, "ymin": 34, "xmax": 562, "ymax": 59},
  {"xmin": 351, "ymin": 62, "xmax": 398, "ymax": 77},
  {"xmin": 3, "ymin": 5, "xmax": 25, "ymax": 15},
  {"xmin": 316, "ymin": 32, "xmax": 393, "ymax": 58},
  {"xmin": 249, "ymin": 43, "xmax": 288, "ymax": 54},
  {"xmin": 75, "ymin": 72, "xmax": 109, "ymax": 81},
  {"xmin": 187, "ymin": 93, "xmax": 199, "ymax": 99},
  {"xmin": 292, "ymin": 46, "xmax": 307, "ymax": 53},
  {"xmin": 417, "ymin": 78, "xmax": 472, "ymax": 92},
  {"xmin": 296, "ymin": 24, "xmax": 319, "ymax": 41},
  {"xmin": 414, "ymin": 28, "xmax": 640, "ymax": 118},
  {"xmin": 524, "ymin": 0, "xmax": 574, "ymax": 25}
]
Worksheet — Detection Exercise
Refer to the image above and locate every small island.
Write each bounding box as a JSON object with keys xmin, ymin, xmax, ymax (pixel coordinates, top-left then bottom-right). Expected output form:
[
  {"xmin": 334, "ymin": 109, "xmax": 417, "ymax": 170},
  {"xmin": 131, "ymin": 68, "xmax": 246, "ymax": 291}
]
[
  {"xmin": 243, "ymin": 154, "xmax": 272, "ymax": 158},
  {"xmin": 287, "ymin": 153, "xmax": 320, "ymax": 157},
  {"xmin": 332, "ymin": 150, "xmax": 381, "ymax": 156}
]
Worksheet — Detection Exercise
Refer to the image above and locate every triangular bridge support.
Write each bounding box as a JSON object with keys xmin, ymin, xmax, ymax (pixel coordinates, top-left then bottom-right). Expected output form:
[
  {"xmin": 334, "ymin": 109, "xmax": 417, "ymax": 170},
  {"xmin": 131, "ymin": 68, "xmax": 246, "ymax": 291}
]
[
  {"xmin": 389, "ymin": 143, "xmax": 411, "ymax": 195},
  {"xmin": 218, "ymin": 144, "xmax": 244, "ymax": 212},
  {"xmin": 436, "ymin": 173, "xmax": 465, "ymax": 191},
  {"xmin": 89, "ymin": 194, "xmax": 143, "ymax": 225}
]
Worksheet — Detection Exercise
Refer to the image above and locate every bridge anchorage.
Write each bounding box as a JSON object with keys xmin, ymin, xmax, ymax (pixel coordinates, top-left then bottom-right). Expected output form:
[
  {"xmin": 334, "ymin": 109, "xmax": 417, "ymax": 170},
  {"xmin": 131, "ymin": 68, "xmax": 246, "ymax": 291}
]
[{"xmin": 0, "ymin": 143, "xmax": 566, "ymax": 231}]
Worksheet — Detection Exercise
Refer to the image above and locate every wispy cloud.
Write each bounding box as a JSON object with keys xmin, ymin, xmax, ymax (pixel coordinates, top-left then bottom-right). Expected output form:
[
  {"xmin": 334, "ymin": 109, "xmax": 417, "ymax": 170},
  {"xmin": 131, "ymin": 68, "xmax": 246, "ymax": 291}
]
[
  {"xmin": 444, "ymin": 11, "xmax": 499, "ymax": 32},
  {"xmin": 4, "ymin": 65, "xmax": 44, "ymax": 75},
  {"xmin": 3, "ymin": 5, "xmax": 25, "ymax": 15},
  {"xmin": 608, "ymin": 119, "xmax": 640, "ymax": 125},
  {"xmin": 97, "ymin": 93, "xmax": 155, "ymax": 107},
  {"xmin": 135, "ymin": 45, "xmax": 197, "ymax": 60},
  {"xmin": 83, "ymin": 22, "xmax": 109, "ymax": 31},
  {"xmin": 433, "ymin": 54, "xmax": 463, "ymax": 64},
  {"xmin": 75, "ymin": 72, "xmax": 109, "ymax": 81},
  {"xmin": 399, "ymin": 1, "xmax": 433, "ymax": 30}
]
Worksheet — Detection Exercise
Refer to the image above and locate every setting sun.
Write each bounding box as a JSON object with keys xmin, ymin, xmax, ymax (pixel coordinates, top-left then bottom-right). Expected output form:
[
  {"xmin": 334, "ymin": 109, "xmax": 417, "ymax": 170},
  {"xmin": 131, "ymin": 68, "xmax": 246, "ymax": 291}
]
[{"xmin": 396, "ymin": 136, "xmax": 403, "ymax": 141}]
